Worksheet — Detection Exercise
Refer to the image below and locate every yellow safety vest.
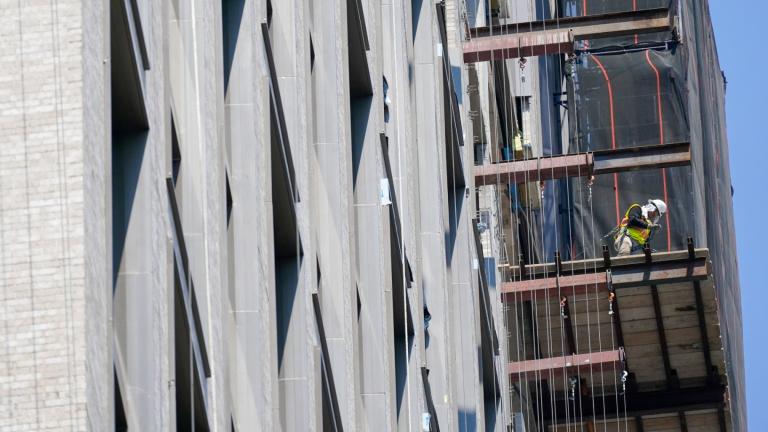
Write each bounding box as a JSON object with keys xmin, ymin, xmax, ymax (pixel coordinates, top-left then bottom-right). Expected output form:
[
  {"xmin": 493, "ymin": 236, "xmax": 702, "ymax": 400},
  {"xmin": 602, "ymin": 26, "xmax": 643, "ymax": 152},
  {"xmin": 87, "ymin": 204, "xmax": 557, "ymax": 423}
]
[{"xmin": 617, "ymin": 204, "xmax": 652, "ymax": 245}]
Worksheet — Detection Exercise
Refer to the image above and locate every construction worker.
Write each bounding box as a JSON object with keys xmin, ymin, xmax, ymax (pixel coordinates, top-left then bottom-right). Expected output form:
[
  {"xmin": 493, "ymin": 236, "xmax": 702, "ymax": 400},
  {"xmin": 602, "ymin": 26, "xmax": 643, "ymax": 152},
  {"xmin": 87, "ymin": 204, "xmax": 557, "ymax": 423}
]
[{"xmin": 611, "ymin": 199, "xmax": 667, "ymax": 256}]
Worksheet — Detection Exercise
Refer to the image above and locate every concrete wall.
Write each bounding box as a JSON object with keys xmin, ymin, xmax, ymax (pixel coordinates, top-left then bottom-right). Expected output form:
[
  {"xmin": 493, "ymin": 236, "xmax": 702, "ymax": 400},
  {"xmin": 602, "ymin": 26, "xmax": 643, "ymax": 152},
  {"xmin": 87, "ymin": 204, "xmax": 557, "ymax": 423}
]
[{"xmin": 1, "ymin": 0, "xmax": 508, "ymax": 431}]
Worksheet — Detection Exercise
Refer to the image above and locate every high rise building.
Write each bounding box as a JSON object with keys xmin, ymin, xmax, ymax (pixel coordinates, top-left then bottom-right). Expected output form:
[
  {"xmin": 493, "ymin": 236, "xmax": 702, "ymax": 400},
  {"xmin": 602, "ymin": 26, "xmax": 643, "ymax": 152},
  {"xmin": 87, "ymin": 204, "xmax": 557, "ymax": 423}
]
[{"xmin": 0, "ymin": 0, "xmax": 743, "ymax": 431}]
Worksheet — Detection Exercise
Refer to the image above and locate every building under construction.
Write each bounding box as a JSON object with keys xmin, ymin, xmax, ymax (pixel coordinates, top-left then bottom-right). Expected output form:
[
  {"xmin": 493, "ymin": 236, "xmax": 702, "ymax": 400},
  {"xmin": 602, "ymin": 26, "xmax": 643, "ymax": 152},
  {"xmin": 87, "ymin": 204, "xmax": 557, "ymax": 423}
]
[{"xmin": 0, "ymin": 0, "xmax": 743, "ymax": 431}]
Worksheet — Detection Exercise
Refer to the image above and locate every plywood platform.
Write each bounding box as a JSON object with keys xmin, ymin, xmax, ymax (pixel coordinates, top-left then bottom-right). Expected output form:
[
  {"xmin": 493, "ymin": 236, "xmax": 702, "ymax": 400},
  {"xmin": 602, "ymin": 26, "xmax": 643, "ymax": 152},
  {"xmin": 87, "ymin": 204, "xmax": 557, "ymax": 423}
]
[{"xmin": 502, "ymin": 248, "xmax": 731, "ymax": 430}]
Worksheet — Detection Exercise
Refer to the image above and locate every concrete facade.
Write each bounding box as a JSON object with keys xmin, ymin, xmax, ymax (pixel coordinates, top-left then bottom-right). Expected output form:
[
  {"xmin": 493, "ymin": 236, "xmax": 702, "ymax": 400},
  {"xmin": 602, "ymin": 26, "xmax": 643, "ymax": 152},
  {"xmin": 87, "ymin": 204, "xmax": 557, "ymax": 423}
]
[{"xmin": 1, "ymin": 0, "xmax": 507, "ymax": 431}]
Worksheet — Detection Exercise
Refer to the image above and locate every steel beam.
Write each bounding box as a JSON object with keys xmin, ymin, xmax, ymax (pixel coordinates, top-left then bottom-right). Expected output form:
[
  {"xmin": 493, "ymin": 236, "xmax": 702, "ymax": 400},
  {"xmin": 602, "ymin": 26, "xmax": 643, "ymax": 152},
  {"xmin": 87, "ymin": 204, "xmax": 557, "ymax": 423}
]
[
  {"xmin": 474, "ymin": 142, "xmax": 690, "ymax": 185},
  {"xmin": 501, "ymin": 248, "xmax": 710, "ymax": 278},
  {"xmin": 651, "ymin": 285, "xmax": 680, "ymax": 389},
  {"xmin": 609, "ymin": 280, "xmax": 627, "ymax": 357},
  {"xmin": 500, "ymin": 256, "xmax": 708, "ymax": 302},
  {"xmin": 464, "ymin": 8, "xmax": 674, "ymax": 62},
  {"xmin": 524, "ymin": 301, "xmax": 543, "ymax": 360},
  {"xmin": 508, "ymin": 350, "xmax": 623, "ymax": 381},
  {"xmin": 560, "ymin": 297, "xmax": 577, "ymax": 356},
  {"xmin": 694, "ymin": 281, "xmax": 720, "ymax": 385},
  {"xmin": 501, "ymin": 272, "xmax": 608, "ymax": 302},
  {"xmin": 546, "ymin": 385, "xmax": 726, "ymax": 424},
  {"xmin": 593, "ymin": 142, "xmax": 692, "ymax": 174}
]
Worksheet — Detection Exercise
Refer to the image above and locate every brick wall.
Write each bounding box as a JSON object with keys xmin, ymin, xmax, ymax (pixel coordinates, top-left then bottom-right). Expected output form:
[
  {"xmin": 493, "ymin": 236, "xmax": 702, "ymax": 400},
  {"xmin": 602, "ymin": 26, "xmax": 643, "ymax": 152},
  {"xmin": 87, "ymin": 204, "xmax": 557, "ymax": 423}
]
[{"xmin": 0, "ymin": 1, "xmax": 88, "ymax": 430}]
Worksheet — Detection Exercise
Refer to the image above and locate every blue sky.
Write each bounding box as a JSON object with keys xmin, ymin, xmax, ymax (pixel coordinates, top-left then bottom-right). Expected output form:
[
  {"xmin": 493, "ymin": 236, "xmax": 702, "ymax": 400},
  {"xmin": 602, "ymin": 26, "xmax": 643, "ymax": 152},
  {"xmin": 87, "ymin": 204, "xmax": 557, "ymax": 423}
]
[{"xmin": 709, "ymin": 1, "xmax": 768, "ymax": 428}]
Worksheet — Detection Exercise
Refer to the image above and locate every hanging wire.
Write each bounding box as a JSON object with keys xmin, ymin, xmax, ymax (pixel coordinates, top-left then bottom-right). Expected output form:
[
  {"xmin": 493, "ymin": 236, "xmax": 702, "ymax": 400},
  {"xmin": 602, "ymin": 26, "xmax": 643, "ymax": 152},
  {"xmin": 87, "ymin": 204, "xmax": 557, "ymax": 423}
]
[
  {"xmin": 49, "ymin": 0, "xmax": 77, "ymax": 429},
  {"xmin": 468, "ymin": 1, "xmax": 524, "ymax": 424},
  {"xmin": 439, "ymin": 3, "xmax": 496, "ymax": 430},
  {"xmin": 15, "ymin": 4, "xmax": 47, "ymax": 426},
  {"xmin": 463, "ymin": 1, "xmax": 510, "ymax": 426}
]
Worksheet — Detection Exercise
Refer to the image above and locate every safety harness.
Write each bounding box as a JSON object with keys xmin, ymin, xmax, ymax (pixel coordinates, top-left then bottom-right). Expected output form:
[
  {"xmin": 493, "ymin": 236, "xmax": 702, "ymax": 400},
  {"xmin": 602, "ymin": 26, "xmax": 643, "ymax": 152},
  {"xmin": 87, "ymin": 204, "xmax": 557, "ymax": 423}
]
[{"xmin": 604, "ymin": 203, "xmax": 656, "ymax": 251}]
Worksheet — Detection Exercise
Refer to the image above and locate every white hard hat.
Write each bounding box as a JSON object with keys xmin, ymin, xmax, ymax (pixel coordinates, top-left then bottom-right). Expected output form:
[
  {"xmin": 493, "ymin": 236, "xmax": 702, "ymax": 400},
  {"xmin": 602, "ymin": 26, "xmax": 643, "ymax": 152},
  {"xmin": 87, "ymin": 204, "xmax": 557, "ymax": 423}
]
[{"xmin": 649, "ymin": 199, "xmax": 667, "ymax": 215}]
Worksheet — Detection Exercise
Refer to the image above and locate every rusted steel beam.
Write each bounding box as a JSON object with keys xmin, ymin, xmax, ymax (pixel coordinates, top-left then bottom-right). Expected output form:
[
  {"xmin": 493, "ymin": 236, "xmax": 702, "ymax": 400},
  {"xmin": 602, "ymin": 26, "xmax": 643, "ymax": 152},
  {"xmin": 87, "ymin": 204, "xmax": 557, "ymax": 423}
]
[
  {"xmin": 464, "ymin": 8, "xmax": 673, "ymax": 62},
  {"xmin": 475, "ymin": 153, "xmax": 590, "ymax": 185},
  {"xmin": 500, "ymin": 248, "xmax": 709, "ymax": 277},
  {"xmin": 608, "ymin": 279, "xmax": 627, "ymax": 354},
  {"xmin": 501, "ymin": 272, "xmax": 608, "ymax": 302},
  {"xmin": 560, "ymin": 297, "xmax": 577, "ymax": 355},
  {"xmin": 593, "ymin": 142, "xmax": 691, "ymax": 174},
  {"xmin": 501, "ymin": 256, "xmax": 708, "ymax": 301},
  {"xmin": 508, "ymin": 350, "xmax": 623, "ymax": 381},
  {"xmin": 524, "ymin": 301, "xmax": 543, "ymax": 360},
  {"xmin": 474, "ymin": 142, "xmax": 690, "ymax": 185}
]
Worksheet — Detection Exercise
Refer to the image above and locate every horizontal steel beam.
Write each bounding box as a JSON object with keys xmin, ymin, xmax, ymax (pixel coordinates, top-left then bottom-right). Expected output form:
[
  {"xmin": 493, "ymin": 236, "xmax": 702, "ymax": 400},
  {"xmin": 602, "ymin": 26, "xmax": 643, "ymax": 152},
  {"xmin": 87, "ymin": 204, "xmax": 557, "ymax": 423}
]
[
  {"xmin": 475, "ymin": 153, "xmax": 591, "ymax": 185},
  {"xmin": 464, "ymin": 8, "xmax": 673, "ymax": 62},
  {"xmin": 545, "ymin": 386, "xmax": 726, "ymax": 423},
  {"xmin": 501, "ymin": 256, "xmax": 709, "ymax": 302},
  {"xmin": 475, "ymin": 142, "xmax": 690, "ymax": 185},
  {"xmin": 500, "ymin": 248, "xmax": 709, "ymax": 277},
  {"xmin": 501, "ymin": 272, "xmax": 607, "ymax": 302},
  {"xmin": 508, "ymin": 350, "xmax": 623, "ymax": 381},
  {"xmin": 593, "ymin": 142, "xmax": 691, "ymax": 174}
]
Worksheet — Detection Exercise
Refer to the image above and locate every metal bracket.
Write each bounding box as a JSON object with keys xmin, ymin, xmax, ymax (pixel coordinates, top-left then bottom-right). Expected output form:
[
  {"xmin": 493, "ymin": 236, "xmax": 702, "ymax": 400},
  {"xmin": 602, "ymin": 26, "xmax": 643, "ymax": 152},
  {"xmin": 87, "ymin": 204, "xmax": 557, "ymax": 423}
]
[
  {"xmin": 687, "ymin": 236, "xmax": 696, "ymax": 261},
  {"xmin": 644, "ymin": 243, "xmax": 653, "ymax": 264},
  {"xmin": 602, "ymin": 244, "xmax": 612, "ymax": 268}
]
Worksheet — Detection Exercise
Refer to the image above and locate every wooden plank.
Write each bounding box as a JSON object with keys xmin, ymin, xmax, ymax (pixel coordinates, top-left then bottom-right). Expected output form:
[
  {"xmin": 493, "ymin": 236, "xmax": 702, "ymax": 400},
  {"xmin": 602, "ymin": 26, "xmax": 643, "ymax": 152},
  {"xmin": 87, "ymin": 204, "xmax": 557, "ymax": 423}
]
[
  {"xmin": 611, "ymin": 258, "xmax": 709, "ymax": 288},
  {"xmin": 684, "ymin": 410, "xmax": 723, "ymax": 432},
  {"xmin": 642, "ymin": 414, "xmax": 683, "ymax": 431}
]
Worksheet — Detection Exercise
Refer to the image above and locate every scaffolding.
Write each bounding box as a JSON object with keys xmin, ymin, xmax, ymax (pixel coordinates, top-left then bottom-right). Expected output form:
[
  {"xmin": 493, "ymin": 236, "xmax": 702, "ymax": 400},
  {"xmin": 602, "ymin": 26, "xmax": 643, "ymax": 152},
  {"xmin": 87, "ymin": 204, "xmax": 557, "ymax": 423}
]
[{"xmin": 468, "ymin": 0, "xmax": 740, "ymax": 430}]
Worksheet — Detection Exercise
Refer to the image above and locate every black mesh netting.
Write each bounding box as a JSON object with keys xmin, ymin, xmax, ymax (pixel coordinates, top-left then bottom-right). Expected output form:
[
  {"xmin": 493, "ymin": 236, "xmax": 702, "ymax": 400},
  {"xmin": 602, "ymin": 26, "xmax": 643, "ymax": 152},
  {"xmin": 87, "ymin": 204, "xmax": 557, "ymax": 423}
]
[{"xmin": 549, "ymin": 0, "xmax": 745, "ymax": 427}]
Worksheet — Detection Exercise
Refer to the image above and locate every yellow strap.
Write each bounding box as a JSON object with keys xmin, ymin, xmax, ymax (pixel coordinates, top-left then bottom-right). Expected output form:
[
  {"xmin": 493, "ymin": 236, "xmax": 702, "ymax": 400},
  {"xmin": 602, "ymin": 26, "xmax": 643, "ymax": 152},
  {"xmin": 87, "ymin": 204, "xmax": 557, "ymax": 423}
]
[{"xmin": 624, "ymin": 203, "xmax": 641, "ymax": 220}]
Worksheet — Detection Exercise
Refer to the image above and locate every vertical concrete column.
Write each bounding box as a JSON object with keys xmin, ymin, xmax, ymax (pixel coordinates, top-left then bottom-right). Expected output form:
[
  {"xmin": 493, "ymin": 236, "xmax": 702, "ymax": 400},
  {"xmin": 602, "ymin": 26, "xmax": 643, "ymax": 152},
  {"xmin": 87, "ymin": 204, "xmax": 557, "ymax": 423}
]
[
  {"xmin": 220, "ymin": 0, "xmax": 280, "ymax": 429},
  {"xmin": 308, "ymin": 0, "xmax": 364, "ymax": 430},
  {"xmin": 270, "ymin": 0, "xmax": 320, "ymax": 430},
  {"xmin": 111, "ymin": 0, "xmax": 173, "ymax": 429},
  {"xmin": 445, "ymin": 3, "xmax": 492, "ymax": 429},
  {"xmin": 83, "ymin": 0, "xmax": 114, "ymax": 428},
  {"xmin": 349, "ymin": 1, "xmax": 400, "ymax": 430},
  {"xmin": 381, "ymin": 1, "xmax": 431, "ymax": 431},
  {"xmin": 412, "ymin": 0, "xmax": 456, "ymax": 429}
]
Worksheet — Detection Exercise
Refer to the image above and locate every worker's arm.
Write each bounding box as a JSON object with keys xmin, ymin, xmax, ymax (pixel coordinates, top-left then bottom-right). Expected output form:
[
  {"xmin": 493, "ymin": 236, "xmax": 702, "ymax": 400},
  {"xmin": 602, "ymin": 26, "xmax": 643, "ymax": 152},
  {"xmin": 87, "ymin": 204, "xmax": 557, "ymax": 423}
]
[
  {"xmin": 627, "ymin": 216, "xmax": 650, "ymax": 229},
  {"xmin": 626, "ymin": 206, "xmax": 651, "ymax": 229}
]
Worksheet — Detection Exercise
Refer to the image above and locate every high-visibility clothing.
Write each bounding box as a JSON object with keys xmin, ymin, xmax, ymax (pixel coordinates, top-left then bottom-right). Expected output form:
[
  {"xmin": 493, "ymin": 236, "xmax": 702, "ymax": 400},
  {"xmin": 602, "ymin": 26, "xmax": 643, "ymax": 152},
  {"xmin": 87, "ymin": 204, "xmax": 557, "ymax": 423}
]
[{"xmin": 616, "ymin": 204, "xmax": 652, "ymax": 245}]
